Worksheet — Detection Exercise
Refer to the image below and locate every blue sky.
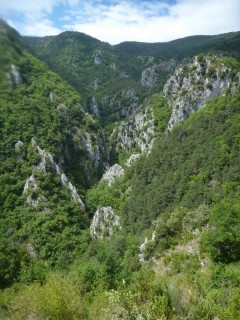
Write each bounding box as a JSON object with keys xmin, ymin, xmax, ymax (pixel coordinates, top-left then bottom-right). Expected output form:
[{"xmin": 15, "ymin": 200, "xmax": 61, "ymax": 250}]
[{"xmin": 0, "ymin": 0, "xmax": 239, "ymax": 44}]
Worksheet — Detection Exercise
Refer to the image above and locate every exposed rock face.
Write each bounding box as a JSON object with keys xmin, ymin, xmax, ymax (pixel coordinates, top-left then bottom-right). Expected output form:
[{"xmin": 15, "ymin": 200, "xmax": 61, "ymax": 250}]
[
  {"xmin": 82, "ymin": 131, "xmax": 101, "ymax": 169},
  {"xmin": 119, "ymin": 72, "xmax": 129, "ymax": 79},
  {"xmin": 163, "ymin": 55, "xmax": 239, "ymax": 130},
  {"xmin": 90, "ymin": 96, "xmax": 100, "ymax": 117},
  {"xmin": 114, "ymin": 105, "xmax": 155, "ymax": 155},
  {"xmin": 102, "ymin": 164, "xmax": 124, "ymax": 186},
  {"xmin": 126, "ymin": 153, "xmax": 140, "ymax": 166},
  {"xmin": 7, "ymin": 64, "xmax": 22, "ymax": 85},
  {"xmin": 23, "ymin": 139, "xmax": 85, "ymax": 210},
  {"xmin": 90, "ymin": 206, "xmax": 121, "ymax": 239},
  {"xmin": 93, "ymin": 50, "xmax": 102, "ymax": 64},
  {"xmin": 15, "ymin": 140, "xmax": 24, "ymax": 149},
  {"xmin": 141, "ymin": 60, "xmax": 176, "ymax": 88},
  {"xmin": 139, "ymin": 231, "xmax": 156, "ymax": 263},
  {"xmin": 23, "ymin": 174, "xmax": 41, "ymax": 207},
  {"xmin": 141, "ymin": 66, "xmax": 158, "ymax": 88}
]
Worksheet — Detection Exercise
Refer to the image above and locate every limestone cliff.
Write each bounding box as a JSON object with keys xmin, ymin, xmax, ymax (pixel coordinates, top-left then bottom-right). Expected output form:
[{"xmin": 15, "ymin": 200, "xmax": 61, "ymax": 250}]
[
  {"xmin": 90, "ymin": 206, "xmax": 121, "ymax": 239},
  {"xmin": 163, "ymin": 55, "xmax": 240, "ymax": 130},
  {"xmin": 23, "ymin": 139, "xmax": 85, "ymax": 210},
  {"xmin": 112, "ymin": 104, "xmax": 155, "ymax": 157}
]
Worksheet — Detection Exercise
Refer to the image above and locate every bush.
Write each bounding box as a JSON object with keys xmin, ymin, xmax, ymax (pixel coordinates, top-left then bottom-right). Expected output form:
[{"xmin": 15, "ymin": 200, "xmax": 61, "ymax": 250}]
[{"xmin": 2, "ymin": 273, "xmax": 88, "ymax": 320}]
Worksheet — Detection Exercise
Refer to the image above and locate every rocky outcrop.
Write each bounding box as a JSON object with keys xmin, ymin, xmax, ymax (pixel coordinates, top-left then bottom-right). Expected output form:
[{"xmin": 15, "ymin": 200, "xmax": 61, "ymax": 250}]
[
  {"xmin": 102, "ymin": 164, "xmax": 124, "ymax": 186},
  {"xmin": 141, "ymin": 60, "xmax": 176, "ymax": 88},
  {"xmin": 23, "ymin": 174, "xmax": 43, "ymax": 207},
  {"xmin": 90, "ymin": 206, "xmax": 121, "ymax": 239},
  {"xmin": 15, "ymin": 140, "xmax": 24, "ymax": 149},
  {"xmin": 93, "ymin": 50, "xmax": 102, "ymax": 64},
  {"xmin": 89, "ymin": 96, "xmax": 100, "ymax": 117},
  {"xmin": 126, "ymin": 153, "xmax": 140, "ymax": 166},
  {"xmin": 7, "ymin": 64, "xmax": 22, "ymax": 85},
  {"xmin": 141, "ymin": 66, "xmax": 158, "ymax": 88},
  {"xmin": 139, "ymin": 231, "xmax": 156, "ymax": 263},
  {"xmin": 24, "ymin": 139, "xmax": 85, "ymax": 210},
  {"xmin": 110, "ymin": 63, "xmax": 117, "ymax": 70},
  {"xmin": 113, "ymin": 105, "xmax": 155, "ymax": 155},
  {"xmin": 15, "ymin": 140, "xmax": 24, "ymax": 159},
  {"xmin": 81, "ymin": 131, "xmax": 101, "ymax": 169},
  {"xmin": 163, "ymin": 55, "xmax": 240, "ymax": 130}
]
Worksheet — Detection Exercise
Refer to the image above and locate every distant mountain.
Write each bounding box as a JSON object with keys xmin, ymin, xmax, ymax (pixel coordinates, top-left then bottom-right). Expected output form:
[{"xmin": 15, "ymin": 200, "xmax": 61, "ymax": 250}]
[{"xmin": 115, "ymin": 32, "xmax": 240, "ymax": 58}]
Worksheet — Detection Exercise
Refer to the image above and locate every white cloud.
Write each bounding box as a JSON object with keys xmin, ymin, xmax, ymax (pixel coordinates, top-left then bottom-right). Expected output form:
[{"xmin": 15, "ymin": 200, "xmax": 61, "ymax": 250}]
[
  {"xmin": 22, "ymin": 20, "xmax": 62, "ymax": 37},
  {"xmin": 1, "ymin": 0, "xmax": 240, "ymax": 42},
  {"xmin": 63, "ymin": 0, "xmax": 240, "ymax": 44},
  {"xmin": 0, "ymin": 0, "xmax": 61, "ymax": 15}
]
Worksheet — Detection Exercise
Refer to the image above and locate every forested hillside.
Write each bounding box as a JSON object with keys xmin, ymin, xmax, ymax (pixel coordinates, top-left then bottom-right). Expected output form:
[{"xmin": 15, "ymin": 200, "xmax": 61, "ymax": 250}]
[
  {"xmin": 0, "ymin": 19, "xmax": 240, "ymax": 319},
  {"xmin": 25, "ymin": 30, "xmax": 240, "ymax": 127}
]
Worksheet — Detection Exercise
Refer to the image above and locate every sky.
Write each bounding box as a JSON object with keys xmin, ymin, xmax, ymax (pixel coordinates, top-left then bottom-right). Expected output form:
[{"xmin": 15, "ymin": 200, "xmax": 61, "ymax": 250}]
[{"xmin": 0, "ymin": 0, "xmax": 240, "ymax": 44}]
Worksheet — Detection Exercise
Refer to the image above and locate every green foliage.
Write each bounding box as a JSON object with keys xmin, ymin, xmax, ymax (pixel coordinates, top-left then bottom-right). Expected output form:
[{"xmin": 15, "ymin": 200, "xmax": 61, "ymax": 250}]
[
  {"xmin": 104, "ymin": 270, "xmax": 172, "ymax": 319},
  {"xmin": 151, "ymin": 94, "xmax": 171, "ymax": 132},
  {"xmin": 222, "ymin": 56, "xmax": 240, "ymax": 79},
  {"xmin": 0, "ymin": 20, "xmax": 102, "ymax": 287},
  {"xmin": 1, "ymin": 20, "xmax": 240, "ymax": 320},
  {"xmin": 86, "ymin": 174, "xmax": 130, "ymax": 216},
  {"xmin": 25, "ymin": 28, "xmax": 240, "ymax": 133},
  {"xmin": 69, "ymin": 258, "xmax": 108, "ymax": 294},
  {"xmin": 123, "ymin": 88, "xmax": 240, "ymax": 233},
  {"xmin": 1, "ymin": 273, "xmax": 88, "ymax": 320},
  {"xmin": 201, "ymin": 200, "xmax": 240, "ymax": 263}
]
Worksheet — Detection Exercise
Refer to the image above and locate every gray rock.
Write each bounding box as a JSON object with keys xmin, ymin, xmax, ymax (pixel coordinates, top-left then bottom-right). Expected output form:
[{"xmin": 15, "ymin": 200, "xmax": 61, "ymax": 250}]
[
  {"xmin": 7, "ymin": 64, "xmax": 22, "ymax": 85},
  {"xmin": 90, "ymin": 96, "xmax": 100, "ymax": 117},
  {"xmin": 164, "ymin": 55, "xmax": 238, "ymax": 130},
  {"xmin": 102, "ymin": 164, "xmax": 124, "ymax": 186},
  {"xmin": 90, "ymin": 206, "xmax": 121, "ymax": 239},
  {"xmin": 93, "ymin": 50, "xmax": 102, "ymax": 64},
  {"xmin": 24, "ymin": 139, "xmax": 85, "ymax": 210},
  {"xmin": 15, "ymin": 140, "xmax": 24, "ymax": 149},
  {"xmin": 141, "ymin": 66, "xmax": 158, "ymax": 88},
  {"xmin": 114, "ymin": 105, "xmax": 155, "ymax": 154},
  {"xmin": 126, "ymin": 154, "xmax": 140, "ymax": 166}
]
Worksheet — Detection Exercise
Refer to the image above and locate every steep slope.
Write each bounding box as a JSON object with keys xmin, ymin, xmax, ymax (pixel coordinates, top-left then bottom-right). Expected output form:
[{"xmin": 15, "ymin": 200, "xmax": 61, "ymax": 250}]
[
  {"xmin": 25, "ymin": 31, "xmax": 146, "ymax": 127},
  {"xmin": 124, "ymin": 87, "xmax": 240, "ymax": 232},
  {"xmin": 25, "ymin": 31, "xmax": 240, "ymax": 128},
  {"xmin": 1, "ymin": 20, "xmax": 240, "ymax": 319},
  {"xmin": 164, "ymin": 54, "xmax": 240, "ymax": 130},
  {"xmin": 80, "ymin": 83, "xmax": 240, "ymax": 319},
  {"xmin": 0, "ymin": 21, "xmax": 108, "ymax": 286}
]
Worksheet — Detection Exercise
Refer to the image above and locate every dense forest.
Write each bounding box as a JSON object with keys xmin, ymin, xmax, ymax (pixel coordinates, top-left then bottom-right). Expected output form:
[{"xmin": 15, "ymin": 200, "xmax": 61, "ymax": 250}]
[{"xmin": 0, "ymin": 18, "xmax": 240, "ymax": 319}]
